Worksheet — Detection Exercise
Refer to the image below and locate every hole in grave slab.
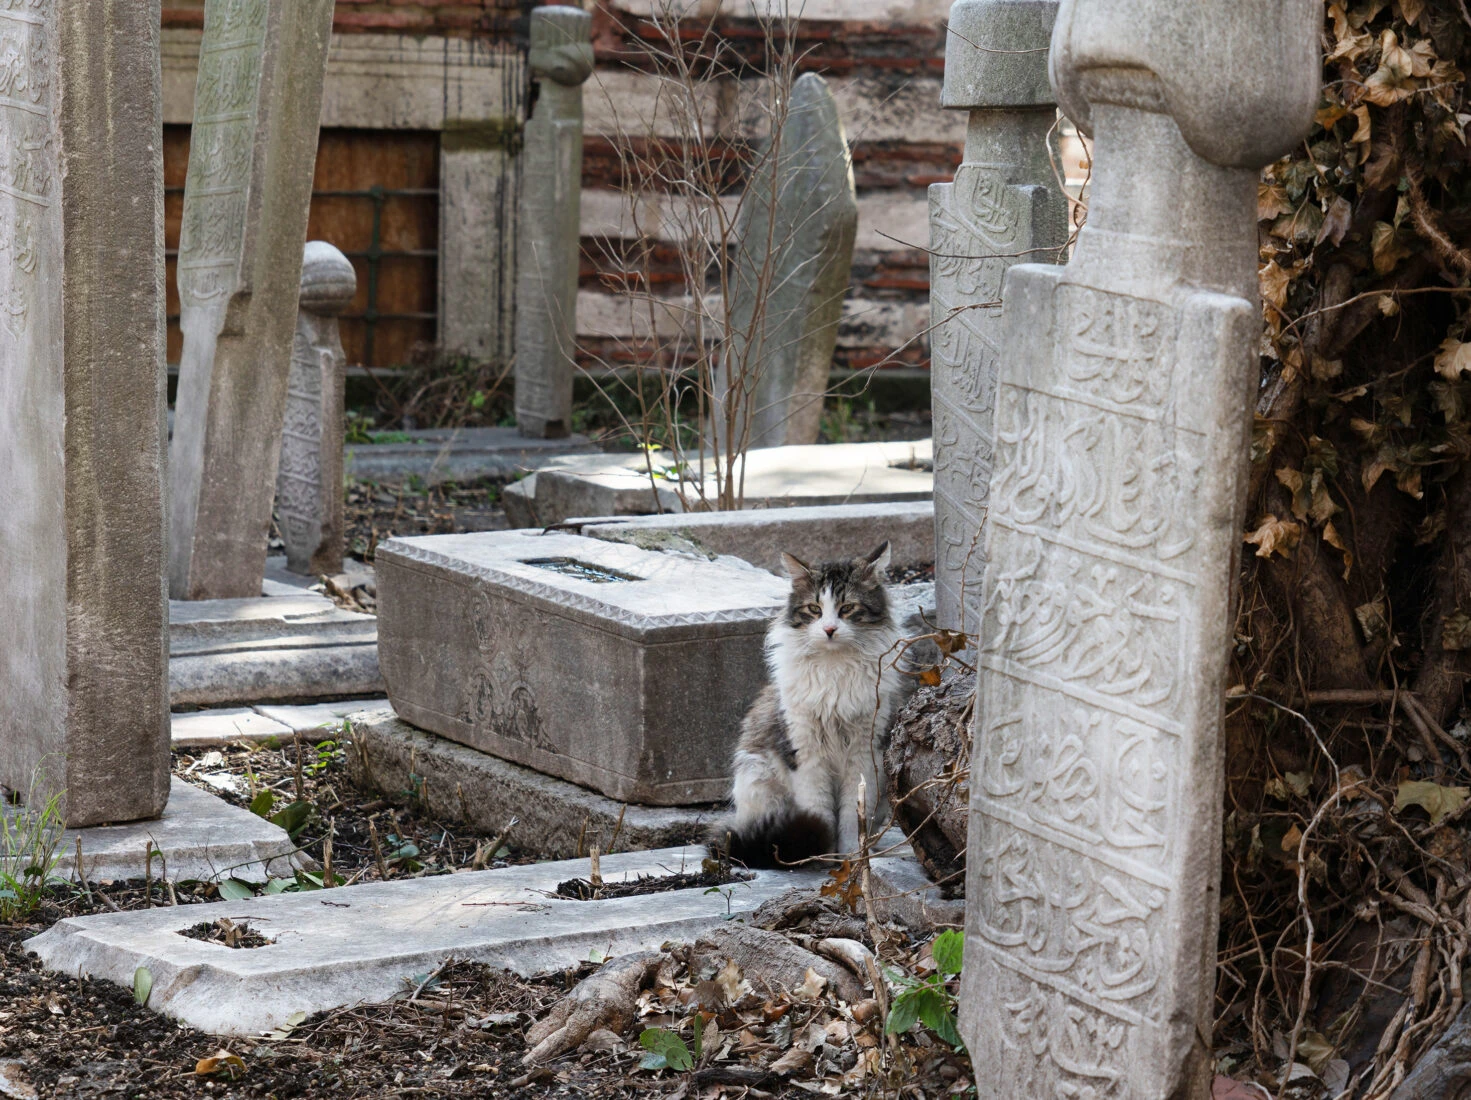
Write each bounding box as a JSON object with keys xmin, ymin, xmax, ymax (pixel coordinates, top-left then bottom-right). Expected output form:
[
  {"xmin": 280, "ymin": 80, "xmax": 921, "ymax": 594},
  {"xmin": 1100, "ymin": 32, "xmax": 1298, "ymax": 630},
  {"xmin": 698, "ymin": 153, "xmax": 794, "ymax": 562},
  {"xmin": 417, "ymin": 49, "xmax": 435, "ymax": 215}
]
[
  {"xmin": 522, "ymin": 558, "xmax": 641, "ymax": 584},
  {"xmin": 178, "ymin": 918, "xmax": 272, "ymax": 949},
  {"xmin": 554, "ymin": 865, "xmax": 754, "ymax": 902}
]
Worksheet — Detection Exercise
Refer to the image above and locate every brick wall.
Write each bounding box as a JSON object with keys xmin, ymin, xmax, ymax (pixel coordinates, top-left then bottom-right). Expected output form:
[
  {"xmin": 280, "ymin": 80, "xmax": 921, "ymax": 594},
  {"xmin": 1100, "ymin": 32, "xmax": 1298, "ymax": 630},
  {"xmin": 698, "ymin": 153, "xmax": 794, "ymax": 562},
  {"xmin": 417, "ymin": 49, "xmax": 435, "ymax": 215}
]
[
  {"xmin": 161, "ymin": 2, "xmax": 525, "ymax": 35},
  {"xmin": 578, "ymin": 2, "xmax": 961, "ymax": 373},
  {"xmin": 161, "ymin": 1, "xmax": 961, "ymax": 374}
]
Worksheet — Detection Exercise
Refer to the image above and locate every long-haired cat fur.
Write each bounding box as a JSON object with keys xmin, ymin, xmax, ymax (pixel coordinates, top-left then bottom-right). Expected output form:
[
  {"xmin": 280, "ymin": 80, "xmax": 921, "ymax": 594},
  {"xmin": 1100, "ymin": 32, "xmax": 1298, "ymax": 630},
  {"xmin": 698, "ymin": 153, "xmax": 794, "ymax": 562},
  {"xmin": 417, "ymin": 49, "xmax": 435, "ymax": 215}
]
[{"xmin": 711, "ymin": 541, "xmax": 903, "ymax": 867}]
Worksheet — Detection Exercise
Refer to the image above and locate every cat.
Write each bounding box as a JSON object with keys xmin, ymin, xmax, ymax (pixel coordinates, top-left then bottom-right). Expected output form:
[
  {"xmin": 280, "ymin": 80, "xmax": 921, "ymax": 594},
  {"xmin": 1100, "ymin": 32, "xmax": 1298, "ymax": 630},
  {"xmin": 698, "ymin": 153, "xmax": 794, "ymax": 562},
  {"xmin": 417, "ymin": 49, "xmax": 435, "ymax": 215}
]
[{"xmin": 710, "ymin": 541, "xmax": 905, "ymax": 867}]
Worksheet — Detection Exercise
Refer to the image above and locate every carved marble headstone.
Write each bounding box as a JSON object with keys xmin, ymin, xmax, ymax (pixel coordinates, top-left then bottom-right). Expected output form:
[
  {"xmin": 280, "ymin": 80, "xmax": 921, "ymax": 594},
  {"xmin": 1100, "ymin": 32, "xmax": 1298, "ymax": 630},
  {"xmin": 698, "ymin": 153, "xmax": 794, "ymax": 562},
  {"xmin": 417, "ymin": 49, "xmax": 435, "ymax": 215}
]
[
  {"xmin": 169, "ymin": 0, "xmax": 334, "ymax": 599},
  {"xmin": 716, "ymin": 73, "xmax": 858, "ymax": 451},
  {"xmin": 930, "ymin": 0, "xmax": 1067, "ymax": 636},
  {"xmin": 513, "ymin": 6, "xmax": 593, "ymax": 440},
  {"xmin": 958, "ymin": 1, "xmax": 1319, "ymax": 1094},
  {"xmin": 276, "ymin": 241, "xmax": 356, "ymax": 577},
  {"xmin": 0, "ymin": 0, "xmax": 170, "ymax": 826}
]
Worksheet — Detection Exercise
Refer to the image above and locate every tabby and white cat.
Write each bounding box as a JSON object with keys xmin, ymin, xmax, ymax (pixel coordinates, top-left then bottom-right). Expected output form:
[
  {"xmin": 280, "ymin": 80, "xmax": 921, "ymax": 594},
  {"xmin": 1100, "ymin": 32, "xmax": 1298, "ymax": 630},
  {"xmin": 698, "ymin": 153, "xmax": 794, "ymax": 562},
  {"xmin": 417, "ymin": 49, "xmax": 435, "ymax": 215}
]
[{"xmin": 711, "ymin": 542, "xmax": 904, "ymax": 867}]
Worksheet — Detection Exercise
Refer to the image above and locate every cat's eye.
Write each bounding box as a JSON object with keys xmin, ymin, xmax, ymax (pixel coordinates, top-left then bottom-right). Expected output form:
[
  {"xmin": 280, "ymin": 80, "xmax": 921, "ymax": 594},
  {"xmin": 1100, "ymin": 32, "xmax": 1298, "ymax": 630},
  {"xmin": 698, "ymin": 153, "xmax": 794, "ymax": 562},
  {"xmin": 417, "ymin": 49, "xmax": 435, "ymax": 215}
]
[
  {"xmin": 840, "ymin": 603, "xmax": 859, "ymax": 616},
  {"xmin": 804, "ymin": 603, "xmax": 822, "ymax": 616}
]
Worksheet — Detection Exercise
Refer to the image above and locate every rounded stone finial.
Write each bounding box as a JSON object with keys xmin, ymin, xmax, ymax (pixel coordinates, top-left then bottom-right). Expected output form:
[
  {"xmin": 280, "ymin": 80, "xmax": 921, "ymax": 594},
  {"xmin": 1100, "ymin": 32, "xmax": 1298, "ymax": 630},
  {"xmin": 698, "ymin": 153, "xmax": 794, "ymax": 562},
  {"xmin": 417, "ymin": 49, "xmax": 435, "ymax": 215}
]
[
  {"xmin": 942, "ymin": 0, "xmax": 1058, "ymax": 111},
  {"xmin": 1049, "ymin": 0, "xmax": 1320, "ymax": 169},
  {"xmin": 529, "ymin": 6, "xmax": 594, "ymax": 87},
  {"xmin": 299, "ymin": 241, "xmax": 357, "ymax": 315}
]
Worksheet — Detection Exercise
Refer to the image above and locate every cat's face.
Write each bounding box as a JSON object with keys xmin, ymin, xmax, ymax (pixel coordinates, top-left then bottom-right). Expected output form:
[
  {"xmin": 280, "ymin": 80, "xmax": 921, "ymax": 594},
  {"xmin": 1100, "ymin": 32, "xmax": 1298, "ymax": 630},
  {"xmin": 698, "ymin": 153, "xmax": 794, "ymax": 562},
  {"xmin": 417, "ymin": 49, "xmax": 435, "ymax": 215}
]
[{"xmin": 779, "ymin": 542, "xmax": 893, "ymax": 650}]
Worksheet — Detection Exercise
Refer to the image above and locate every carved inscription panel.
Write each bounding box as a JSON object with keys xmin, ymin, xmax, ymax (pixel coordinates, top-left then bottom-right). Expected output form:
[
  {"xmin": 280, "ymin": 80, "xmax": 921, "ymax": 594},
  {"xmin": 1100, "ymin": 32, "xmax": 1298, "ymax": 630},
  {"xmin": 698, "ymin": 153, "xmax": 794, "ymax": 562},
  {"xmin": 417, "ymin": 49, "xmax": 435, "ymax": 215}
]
[
  {"xmin": 930, "ymin": 164, "xmax": 1042, "ymax": 632},
  {"xmin": 0, "ymin": 0, "xmax": 53, "ymax": 352},
  {"xmin": 971, "ymin": 280, "xmax": 1212, "ymax": 1093},
  {"xmin": 177, "ymin": 0, "xmax": 268, "ymax": 310},
  {"xmin": 275, "ymin": 326, "xmax": 323, "ymax": 552}
]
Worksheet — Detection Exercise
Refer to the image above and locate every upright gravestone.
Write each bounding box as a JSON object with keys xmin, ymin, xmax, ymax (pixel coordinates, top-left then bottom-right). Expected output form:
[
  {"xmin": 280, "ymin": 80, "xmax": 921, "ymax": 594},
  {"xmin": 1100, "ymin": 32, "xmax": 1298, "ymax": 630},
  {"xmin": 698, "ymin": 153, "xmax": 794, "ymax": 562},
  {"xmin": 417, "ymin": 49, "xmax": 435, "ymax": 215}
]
[
  {"xmin": 0, "ymin": 0, "xmax": 170, "ymax": 826},
  {"xmin": 276, "ymin": 242, "xmax": 357, "ymax": 577},
  {"xmin": 169, "ymin": 0, "xmax": 335, "ymax": 600},
  {"xmin": 958, "ymin": 1, "xmax": 1319, "ymax": 1094},
  {"xmin": 716, "ymin": 73, "xmax": 858, "ymax": 452},
  {"xmin": 513, "ymin": 6, "xmax": 593, "ymax": 440},
  {"xmin": 930, "ymin": 0, "xmax": 1067, "ymax": 636}
]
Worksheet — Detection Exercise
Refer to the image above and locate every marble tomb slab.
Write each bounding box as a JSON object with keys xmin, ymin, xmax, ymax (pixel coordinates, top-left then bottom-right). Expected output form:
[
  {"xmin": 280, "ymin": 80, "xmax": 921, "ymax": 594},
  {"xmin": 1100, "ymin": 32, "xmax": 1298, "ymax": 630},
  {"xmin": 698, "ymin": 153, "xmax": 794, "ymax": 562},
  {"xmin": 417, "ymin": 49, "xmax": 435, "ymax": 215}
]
[
  {"xmin": 26, "ymin": 846, "xmax": 824, "ymax": 1037},
  {"xmin": 571, "ymin": 500, "xmax": 935, "ymax": 576},
  {"xmin": 376, "ymin": 531, "xmax": 789, "ymax": 804}
]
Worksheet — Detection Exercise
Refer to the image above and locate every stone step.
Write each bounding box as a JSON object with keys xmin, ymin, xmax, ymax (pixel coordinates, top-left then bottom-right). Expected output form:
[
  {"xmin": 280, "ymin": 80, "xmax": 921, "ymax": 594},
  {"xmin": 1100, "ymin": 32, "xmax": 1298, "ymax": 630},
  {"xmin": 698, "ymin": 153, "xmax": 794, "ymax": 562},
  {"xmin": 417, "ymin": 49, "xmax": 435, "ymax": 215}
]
[
  {"xmin": 168, "ymin": 593, "xmax": 381, "ymax": 708},
  {"xmin": 26, "ymin": 779, "xmax": 305, "ymax": 886},
  {"xmin": 26, "ymin": 847, "xmax": 824, "ymax": 1037}
]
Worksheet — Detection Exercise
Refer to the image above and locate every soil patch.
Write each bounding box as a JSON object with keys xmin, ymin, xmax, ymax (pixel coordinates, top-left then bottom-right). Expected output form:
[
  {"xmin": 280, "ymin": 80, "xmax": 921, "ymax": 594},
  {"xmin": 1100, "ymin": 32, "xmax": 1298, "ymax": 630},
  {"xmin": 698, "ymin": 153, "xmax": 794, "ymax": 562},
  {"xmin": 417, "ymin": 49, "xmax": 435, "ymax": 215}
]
[
  {"xmin": 178, "ymin": 919, "xmax": 272, "ymax": 950},
  {"xmin": 554, "ymin": 867, "xmax": 753, "ymax": 902}
]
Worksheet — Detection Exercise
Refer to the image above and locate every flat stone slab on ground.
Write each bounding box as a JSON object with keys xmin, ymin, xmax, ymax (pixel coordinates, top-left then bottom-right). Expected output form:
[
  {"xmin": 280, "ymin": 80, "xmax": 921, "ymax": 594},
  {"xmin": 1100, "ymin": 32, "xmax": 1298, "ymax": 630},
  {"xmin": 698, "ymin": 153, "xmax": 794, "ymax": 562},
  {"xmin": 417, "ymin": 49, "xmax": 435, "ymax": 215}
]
[
  {"xmin": 169, "ymin": 593, "xmax": 381, "ymax": 707},
  {"xmin": 27, "ymin": 846, "xmax": 824, "ymax": 1037},
  {"xmin": 171, "ymin": 701, "xmax": 388, "ymax": 749},
  {"xmin": 377, "ymin": 531, "xmax": 788, "ymax": 804},
  {"xmin": 573, "ymin": 501, "xmax": 934, "ymax": 575},
  {"xmin": 349, "ymin": 708, "xmax": 714, "ymax": 858},
  {"xmin": 39, "ymin": 779, "xmax": 303, "ymax": 886},
  {"xmin": 345, "ymin": 426, "xmax": 599, "ymax": 485},
  {"xmin": 503, "ymin": 439, "xmax": 934, "ymax": 527}
]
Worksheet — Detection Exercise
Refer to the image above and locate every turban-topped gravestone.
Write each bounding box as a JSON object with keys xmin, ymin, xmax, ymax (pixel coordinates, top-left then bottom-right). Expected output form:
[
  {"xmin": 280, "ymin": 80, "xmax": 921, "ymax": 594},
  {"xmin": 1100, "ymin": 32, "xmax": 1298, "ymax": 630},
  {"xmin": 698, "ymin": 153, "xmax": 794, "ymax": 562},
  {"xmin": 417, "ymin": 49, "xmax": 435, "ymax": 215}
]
[{"xmin": 957, "ymin": 1, "xmax": 1320, "ymax": 1095}]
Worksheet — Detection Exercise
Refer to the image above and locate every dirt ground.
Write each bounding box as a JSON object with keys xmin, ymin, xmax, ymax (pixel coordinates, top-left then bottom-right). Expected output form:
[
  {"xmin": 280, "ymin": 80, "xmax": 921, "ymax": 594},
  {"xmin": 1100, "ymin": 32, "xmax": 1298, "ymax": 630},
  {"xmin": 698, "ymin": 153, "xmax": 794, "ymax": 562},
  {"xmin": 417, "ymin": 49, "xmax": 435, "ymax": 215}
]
[{"xmin": 1, "ymin": 742, "xmax": 971, "ymax": 1099}]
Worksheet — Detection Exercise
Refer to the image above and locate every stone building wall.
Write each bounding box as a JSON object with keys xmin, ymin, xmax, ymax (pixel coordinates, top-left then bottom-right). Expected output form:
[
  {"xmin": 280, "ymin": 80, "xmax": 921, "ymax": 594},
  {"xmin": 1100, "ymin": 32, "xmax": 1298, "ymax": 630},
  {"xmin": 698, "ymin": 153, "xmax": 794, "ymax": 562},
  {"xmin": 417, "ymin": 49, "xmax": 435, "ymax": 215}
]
[{"xmin": 159, "ymin": 1, "xmax": 960, "ymax": 377}]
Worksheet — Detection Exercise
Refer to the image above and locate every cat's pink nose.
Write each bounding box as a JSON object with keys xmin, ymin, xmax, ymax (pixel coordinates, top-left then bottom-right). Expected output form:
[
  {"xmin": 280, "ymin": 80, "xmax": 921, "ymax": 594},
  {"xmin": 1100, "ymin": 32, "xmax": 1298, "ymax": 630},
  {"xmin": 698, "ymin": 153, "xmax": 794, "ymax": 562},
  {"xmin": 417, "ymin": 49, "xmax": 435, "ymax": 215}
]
[{"xmin": 824, "ymin": 626, "xmax": 837, "ymax": 638}]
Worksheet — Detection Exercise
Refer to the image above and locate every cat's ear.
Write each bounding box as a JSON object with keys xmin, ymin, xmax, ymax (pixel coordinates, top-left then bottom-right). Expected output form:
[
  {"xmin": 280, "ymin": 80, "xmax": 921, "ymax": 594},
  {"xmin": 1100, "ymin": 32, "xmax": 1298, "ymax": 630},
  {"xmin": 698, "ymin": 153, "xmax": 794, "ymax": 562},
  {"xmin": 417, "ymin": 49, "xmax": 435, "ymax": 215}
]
[
  {"xmin": 862, "ymin": 541, "xmax": 891, "ymax": 578},
  {"xmin": 780, "ymin": 551, "xmax": 811, "ymax": 579}
]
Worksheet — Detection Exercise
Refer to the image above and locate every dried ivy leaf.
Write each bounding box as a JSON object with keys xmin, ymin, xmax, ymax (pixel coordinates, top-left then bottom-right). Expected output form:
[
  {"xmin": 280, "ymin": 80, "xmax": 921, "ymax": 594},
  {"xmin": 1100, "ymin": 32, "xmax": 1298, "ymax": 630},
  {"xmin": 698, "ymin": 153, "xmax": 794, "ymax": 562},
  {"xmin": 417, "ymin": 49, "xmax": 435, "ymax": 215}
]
[
  {"xmin": 1442, "ymin": 611, "xmax": 1471, "ymax": 651},
  {"xmin": 1435, "ymin": 337, "xmax": 1471, "ymax": 381},
  {"xmin": 1355, "ymin": 597, "xmax": 1389, "ymax": 642},
  {"xmin": 1394, "ymin": 780, "xmax": 1470, "ymax": 825},
  {"xmin": 1244, "ymin": 515, "xmax": 1302, "ymax": 559}
]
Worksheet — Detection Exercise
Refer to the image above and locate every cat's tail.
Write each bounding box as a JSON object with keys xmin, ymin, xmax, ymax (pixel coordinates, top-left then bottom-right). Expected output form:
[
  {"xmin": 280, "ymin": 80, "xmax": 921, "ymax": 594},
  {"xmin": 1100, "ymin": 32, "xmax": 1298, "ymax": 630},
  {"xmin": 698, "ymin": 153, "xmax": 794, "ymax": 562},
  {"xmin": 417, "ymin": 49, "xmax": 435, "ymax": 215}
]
[{"xmin": 707, "ymin": 808, "xmax": 834, "ymax": 870}]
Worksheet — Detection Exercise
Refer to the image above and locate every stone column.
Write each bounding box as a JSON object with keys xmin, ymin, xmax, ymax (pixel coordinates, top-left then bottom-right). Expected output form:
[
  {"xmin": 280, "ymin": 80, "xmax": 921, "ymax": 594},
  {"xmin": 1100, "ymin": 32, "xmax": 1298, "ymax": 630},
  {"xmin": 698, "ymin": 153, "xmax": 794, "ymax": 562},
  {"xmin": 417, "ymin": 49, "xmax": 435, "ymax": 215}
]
[
  {"xmin": 440, "ymin": 121, "xmax": 519, "ymax": 366},
  {"xmin": 169, "ymin": 0, "xmax": 335, "ymax": 600},
  {"xmin": 958, "ymin": 1, "xmax": 1319, "ymax": 1095},
  {"xmin": 514, "ymin": 6, "xmax": 593, "ymax": 440},
  {"xmin": 0, "ymin": 0, "xmax": 169, "ymax": 827},
  {"xmin": 930, "ymin": 0, "xmax": 1067, "ymax": 636},
  {"xmin": 276, "ymin": 242, "xmax": 356, "ymax": 577},
  {"xmin": 715, "ymin": 72, "xmax": 858, "ymax": 452}
]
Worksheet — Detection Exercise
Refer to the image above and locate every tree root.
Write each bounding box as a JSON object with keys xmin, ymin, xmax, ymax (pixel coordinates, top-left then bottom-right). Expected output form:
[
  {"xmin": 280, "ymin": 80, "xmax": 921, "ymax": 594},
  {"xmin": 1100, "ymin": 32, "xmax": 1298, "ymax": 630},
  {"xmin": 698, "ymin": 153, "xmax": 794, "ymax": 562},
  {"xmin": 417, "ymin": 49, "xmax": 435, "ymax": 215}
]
[{"xmin": 521, "ymin": 952, "xmax": 664, "ymax": 1066}]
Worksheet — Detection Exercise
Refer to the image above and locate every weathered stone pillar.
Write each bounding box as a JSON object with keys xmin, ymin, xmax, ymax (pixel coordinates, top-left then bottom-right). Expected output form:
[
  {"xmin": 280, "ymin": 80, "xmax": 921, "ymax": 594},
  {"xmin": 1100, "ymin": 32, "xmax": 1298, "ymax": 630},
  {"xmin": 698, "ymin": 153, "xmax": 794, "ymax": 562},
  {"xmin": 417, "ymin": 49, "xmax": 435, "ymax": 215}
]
[
  {"xmin": 440, "ymin": 121, "xmax": 519, "ymax": 366},
  {"xmin": 276, "ymin": 242, "xmax": 356, "ymax": 577},
  {"xmin": 959, "ymin": 1, "xmax": 1319, "ymax": 1094},
  {"xmin": 0, "ymin": 0, "xmax": 169, "ymax": 826},
  {"xmin": 169, "ymin": 0, "xmax": 334, "ymax": 599},
  {"xmin": 715, "ymin": 72, "xmax": 858, "ymax": 452},
  {"xmin": 514, "ymin": 6, "xmax": 593, "ymax": 440},
  {"xmin": 930, "ymin": 0, "xmax": 1066, "ymax": 635}
]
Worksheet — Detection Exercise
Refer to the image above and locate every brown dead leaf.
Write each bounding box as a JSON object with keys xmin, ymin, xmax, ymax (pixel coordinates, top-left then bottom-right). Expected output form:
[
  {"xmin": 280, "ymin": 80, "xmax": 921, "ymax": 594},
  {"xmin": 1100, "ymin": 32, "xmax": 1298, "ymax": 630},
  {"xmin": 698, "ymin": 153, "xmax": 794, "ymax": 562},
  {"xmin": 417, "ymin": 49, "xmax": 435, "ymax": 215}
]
[
  {"xmin": 1442, "ymin": 610, "xmax": 1471, "ymax": 651},
  {"xmin": 1244, "ymin": 515, "xmax": 1302, "ymax": 559},
  {"xmin": 715, "ymin": 959, "xmax": 751, "ymax": 1006},
  {"xmin": 794, "ymin": 968, "xmax": 828, "ymax": 1002},
  {"xmin": 195, "ymin": 1051, "xmax": 246, "ymax": 1079},
  {"xmin": 1259, "ymin": 261, "xmax": 1291, "ymax": 312},
  {"xmin": 819, "ymin": 860, "xmax": 862, "ymax": 911},
  {"xmin": 1400, "ymin": 0, "xmax": 1426, "ymax": 24},
  {"xmin": 1395, "ymin": 780, "xmax": 1470, "ymax": 825},
  {"xmin": 1371, "ymin": 222, "xmax": 1413, "ymax": 274},
  {"xmin": 1355, "ymin": 596, "xmax": 1389, "ymax": 642},
  {"xmin": 769, "ymin": 1047, "xmax": 813, "ymax": 1077},
  {"xmin": 917, "ymin": 667, "xmax": 942, "ymax": 687},
  {"xmin": 1317, "ymin": 196, "xmax": 1353, "ymax": 248},
  {"xmin": 1322, "ymin": 522, "xmax": 1353, "ymax": 580},
  {"xmin": 1435, "ymin": 337, "xmax": 1471, "ymax": 381},
  {"xmin": 1258, "ymin": 183, "xmax": 1294, "ymax": 222}
]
